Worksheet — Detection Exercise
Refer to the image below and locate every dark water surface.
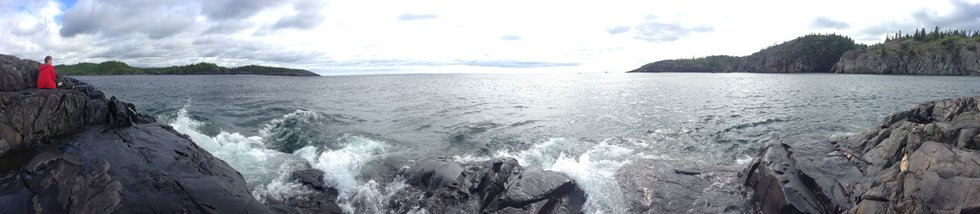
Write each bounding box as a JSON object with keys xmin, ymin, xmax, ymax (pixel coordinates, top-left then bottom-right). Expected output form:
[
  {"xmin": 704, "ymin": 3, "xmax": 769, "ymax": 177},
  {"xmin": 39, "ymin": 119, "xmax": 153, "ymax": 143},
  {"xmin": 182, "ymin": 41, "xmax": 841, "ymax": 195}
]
[{"xmin": 76, "ymin": 73, "xmax": 980, "ymax": 213}]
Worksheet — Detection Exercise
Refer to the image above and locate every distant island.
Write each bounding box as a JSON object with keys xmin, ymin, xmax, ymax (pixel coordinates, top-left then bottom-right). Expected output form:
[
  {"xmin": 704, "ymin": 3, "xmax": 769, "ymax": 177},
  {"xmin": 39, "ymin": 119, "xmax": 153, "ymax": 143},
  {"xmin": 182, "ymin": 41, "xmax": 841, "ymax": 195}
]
[
  {"xmin": 629, "ymin": 27, "xmax": 980, "ymax": 75},
  {"xmin": 56, "ymin": 61, "xmax": 319, "ymax": 76}
]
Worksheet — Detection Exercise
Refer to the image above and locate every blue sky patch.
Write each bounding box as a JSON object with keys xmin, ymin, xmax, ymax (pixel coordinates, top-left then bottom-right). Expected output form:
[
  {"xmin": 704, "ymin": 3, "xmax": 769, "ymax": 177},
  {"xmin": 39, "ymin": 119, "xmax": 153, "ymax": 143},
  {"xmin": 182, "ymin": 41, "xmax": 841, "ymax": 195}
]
[
  {"xmin": 58, "ymin": 0, "xmax": 77, "ymax": 9},
  {"xmin": 54, "ymin": 0, "xmax": 78, "ymax": 24}
]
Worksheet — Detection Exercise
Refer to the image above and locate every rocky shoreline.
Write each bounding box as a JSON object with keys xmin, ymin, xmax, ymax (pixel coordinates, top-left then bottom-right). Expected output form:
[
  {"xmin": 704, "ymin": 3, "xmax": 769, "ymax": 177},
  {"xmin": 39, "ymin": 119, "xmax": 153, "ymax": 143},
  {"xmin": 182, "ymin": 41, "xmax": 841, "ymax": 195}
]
[
  {"xmin": 3, "ymin": 52, "xmax": 980, "ymax": 213},
  {"xmin": 630, "ymin": 32, "xmax": 980, "ymax": 75}
]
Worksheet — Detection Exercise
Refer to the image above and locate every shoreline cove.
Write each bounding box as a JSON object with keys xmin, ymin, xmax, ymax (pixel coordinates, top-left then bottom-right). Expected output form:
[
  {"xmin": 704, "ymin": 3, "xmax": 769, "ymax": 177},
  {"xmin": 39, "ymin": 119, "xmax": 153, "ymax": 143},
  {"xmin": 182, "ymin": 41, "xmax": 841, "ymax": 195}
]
[{"xmin": 2, "ymin": 53, "xmax": 980, "ymax": 213}]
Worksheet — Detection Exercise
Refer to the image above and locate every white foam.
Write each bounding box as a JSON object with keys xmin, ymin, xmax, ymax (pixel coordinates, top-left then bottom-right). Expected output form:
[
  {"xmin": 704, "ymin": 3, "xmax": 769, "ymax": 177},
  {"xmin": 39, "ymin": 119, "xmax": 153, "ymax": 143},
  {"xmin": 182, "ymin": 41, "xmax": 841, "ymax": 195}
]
[
  {"xmin": 495, "ymin": 138, "xmax": 631, "ymax": 214},
  {"xmin": 169, "ymin": 106, "xmax": 648, "ymax": 213},
  {"xmin": 259, "ymin": 109, "xmax": 319, "ymax": 136},
  {"xmin": 172, "ymin": 107, "xmax": 419, "ymax": 214},
  {"xmin": 294, "ymin": 135, "xmax": 385, "ymax": 195},
  {"xmin": 168, "ymin": 108, "xmax": 307, "ymax": 188},
  {"xmin": 252, "ymin": 178, "xmax": 313, "ymax": 203},
  {"xmin": 452, "ymin": 154, "xmax": 492, "ymax": 163},
  {"xmin": 293, "ymin": 135, "xmax": 409, "ymax": 213},
  {"xmin": 735, "ymin": 155, "xmax": 754, "ymax": 165}
]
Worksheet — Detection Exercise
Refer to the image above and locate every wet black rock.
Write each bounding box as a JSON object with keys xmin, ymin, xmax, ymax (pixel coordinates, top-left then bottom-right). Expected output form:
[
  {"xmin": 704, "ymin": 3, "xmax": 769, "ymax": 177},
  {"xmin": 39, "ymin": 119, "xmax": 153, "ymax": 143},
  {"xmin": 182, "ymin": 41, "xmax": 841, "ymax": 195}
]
[
  {"xmin": 0, "ymin": 124, "xmax": 270, "ymax": 213},
  {"xmin": 743, "ymin": 96, "xmax": 980, "ymax": 213},
  {"xmin": 742, "ymin": 141, "xmax": 863, "ymax": 213},
  {"xmin": 0, "ymin": 53, "xmax": 270, "ymax": 213},
  {"xmin": 265, "ymin": 169, "xmax": 344, "ymax": 214},
  {"xmin": 398, "ymin": 157, "xmax": 586, "ymax": 213},
  {"xmin": 841, "ymin": 96, "xmax": 980, "ymax": 213},
  {"xmin": 0, "ymin": 54, "xmax": 41, "ymax": 92},
  {"xmin": 617, "ymin": 159, "xmax": 748, "ymax": 213}
]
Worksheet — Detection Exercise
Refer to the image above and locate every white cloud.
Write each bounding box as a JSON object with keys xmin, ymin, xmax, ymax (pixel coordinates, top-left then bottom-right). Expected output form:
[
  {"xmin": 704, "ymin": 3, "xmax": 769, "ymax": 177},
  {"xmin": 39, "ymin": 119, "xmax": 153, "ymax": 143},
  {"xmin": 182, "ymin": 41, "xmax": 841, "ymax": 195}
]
[{"xmin": 2, "ymin": 0, "xmax": 980, "ymax": 75}]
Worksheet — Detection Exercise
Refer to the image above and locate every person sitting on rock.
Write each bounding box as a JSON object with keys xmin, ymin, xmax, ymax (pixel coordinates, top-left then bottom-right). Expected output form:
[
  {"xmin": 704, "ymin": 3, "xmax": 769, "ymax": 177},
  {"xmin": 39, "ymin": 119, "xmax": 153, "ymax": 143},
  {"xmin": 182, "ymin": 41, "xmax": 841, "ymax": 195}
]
[{"xmin": 36, "ymin": 55, "xmax": 62, "ymax": 89}]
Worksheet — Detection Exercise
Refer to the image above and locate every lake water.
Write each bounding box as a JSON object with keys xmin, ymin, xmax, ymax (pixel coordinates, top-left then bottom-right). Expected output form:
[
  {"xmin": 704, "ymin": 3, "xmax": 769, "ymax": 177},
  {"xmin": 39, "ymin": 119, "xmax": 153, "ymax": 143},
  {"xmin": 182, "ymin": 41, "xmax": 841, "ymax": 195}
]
[{"xmin": 75, "ymin": 73, "xmax": 980, "ymax": 213}]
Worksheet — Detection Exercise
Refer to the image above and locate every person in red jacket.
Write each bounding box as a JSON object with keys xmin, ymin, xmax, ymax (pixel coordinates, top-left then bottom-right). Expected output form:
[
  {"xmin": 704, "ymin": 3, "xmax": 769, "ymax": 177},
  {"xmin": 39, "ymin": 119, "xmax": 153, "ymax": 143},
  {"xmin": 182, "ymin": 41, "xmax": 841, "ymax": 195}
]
[{"xmin": 37, "ymin": 55, "xmax": 62, "ymax": 89}]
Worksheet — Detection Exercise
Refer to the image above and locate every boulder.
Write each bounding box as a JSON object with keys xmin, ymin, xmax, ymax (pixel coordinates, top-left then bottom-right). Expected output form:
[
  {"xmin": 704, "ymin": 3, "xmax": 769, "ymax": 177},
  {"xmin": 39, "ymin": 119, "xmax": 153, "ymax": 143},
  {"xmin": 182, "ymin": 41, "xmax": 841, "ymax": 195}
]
[
  {"xmin": 265, "ymin": 169, "xmax": 344, "ymax": 214},
  {"xmin": 742, "ymin": 141, "xmax": 863, "ymax": 213},
  {"xmin": 840, "ymin": 96, "xmax": 980, "ymax": 213},
  {"xmin": 0, "ymin": 89, "xmax": 92, "ymax": 156},
  {"xmin": 617, "ymin": 159, "xmax": 747, "ymax": 213},
  {"xmin": 0, "ymin": 124, "xmax": 270, "ymax": 213},
  {"xmin": 743, "ymin": 96, "xmax": 980, "ymax": 213},
  {"xmin": 397, "ymin": 157, "xmax": 585, "ymax": 213},
  {"xmin": 0, "ymin": 54, "xmax": 40, "ymax": 92}
]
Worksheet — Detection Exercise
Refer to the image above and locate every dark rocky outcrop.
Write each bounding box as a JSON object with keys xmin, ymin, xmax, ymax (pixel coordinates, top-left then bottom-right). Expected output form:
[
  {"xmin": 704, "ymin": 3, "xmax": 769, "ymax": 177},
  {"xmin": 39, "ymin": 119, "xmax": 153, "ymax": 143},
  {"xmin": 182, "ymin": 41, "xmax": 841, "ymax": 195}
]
[
  {"xmin": 265, "ymin": 169, "xmax": 344, "ymax": 214},
  {"xmin": 397, "ymin": 157, "xmax": 586, "ymax": 213},
  {"xmin": 832, "ymin": 38, "xmax": 980, "ymax": 75},
  {"xmin": 743, "ymin": 96, "xmax": 980, "ymax": 213},
  {"xmin": 742, "ymin": 140, "xmax": 863, "ymax": 213},
  {"xmin": 0, "ymin": 54, "xmax": 274, "ymax": 213},
  {"xmin": 616, "ymin": 159, "xmax": 748, "ymax": 213},
  {"xmin": 0, "ymin": 123, "xmax": 271, "ymax": 213}
]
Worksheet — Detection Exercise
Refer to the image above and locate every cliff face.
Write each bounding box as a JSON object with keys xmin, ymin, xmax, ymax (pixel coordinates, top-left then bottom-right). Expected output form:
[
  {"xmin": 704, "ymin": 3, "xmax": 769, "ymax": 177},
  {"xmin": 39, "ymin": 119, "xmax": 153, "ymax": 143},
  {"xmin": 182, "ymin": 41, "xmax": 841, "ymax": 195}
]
[
  {"xmin": 832, "ymin": 38, "xmax": 980, "ymax": 75},
  {"xmin": 0, "ymin": 54, "xmax": 276, "ymax": 213},
  {"xmin": 630, "ymin": 34, "xmax": 858, "ymax": 73},
  {"xmin": 735, "ymin": 34, "xmax": 858, "ymax": 73}
]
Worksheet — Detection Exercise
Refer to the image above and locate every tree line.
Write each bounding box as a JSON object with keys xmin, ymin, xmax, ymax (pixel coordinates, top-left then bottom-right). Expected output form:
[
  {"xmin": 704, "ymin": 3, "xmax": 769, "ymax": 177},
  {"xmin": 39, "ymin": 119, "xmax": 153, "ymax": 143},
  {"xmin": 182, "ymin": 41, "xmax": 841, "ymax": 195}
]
[{"xmin": 884, "ymin": 26, "xmax": 980, "ymax": 42}]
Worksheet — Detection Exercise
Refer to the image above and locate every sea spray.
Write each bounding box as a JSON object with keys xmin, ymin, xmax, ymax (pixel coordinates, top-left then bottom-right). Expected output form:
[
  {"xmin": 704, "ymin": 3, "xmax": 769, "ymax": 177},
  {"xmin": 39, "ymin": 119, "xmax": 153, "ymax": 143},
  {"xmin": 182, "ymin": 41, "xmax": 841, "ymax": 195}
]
[
  {"xmin": 260, "ymin": 110, "xmax": 326, "ymax": 152},
  {"xmin": 170, "ymin": 107, "xmax": 408, "ymax": 213},
  {"xmin": 494, "ymin": 138, "xmax": 633, "ymax": 214},
  {"xmin": 252, "ymin": 174, "xmax": 313, "ymax": 202},
  {"xmin": 170, "ymin": 107, "xmax": 638, "ymax": 213},
  {"xmin": 169, "ymin": 108, "xmax": 308, "ymax": 188}
]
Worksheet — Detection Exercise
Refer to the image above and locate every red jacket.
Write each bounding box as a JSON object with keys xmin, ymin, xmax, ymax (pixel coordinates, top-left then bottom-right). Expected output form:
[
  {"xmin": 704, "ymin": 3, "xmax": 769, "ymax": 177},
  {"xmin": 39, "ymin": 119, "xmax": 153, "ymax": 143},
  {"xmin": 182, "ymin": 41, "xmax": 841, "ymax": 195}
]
[{"xmin": 37, "ymin": 64, "xmax": 56, "ymax": 89}]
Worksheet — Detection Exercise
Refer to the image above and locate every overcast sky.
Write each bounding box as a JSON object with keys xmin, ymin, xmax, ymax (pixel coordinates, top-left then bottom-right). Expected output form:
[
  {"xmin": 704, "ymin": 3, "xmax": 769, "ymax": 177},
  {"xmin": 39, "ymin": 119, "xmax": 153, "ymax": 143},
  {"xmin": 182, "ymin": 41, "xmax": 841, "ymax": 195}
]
[{"xmin": 2, "ymin": 0, "xmax": 979, "ymax": 75}]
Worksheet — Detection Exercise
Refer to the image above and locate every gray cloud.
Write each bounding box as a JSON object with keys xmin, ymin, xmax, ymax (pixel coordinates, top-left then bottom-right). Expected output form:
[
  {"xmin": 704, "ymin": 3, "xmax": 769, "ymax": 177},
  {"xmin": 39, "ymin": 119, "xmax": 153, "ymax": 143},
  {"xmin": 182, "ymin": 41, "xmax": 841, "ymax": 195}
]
[
  {"xmin": 201, "ymin": 0, "xmax": 286, "ymax": 20},
  {"xmin": 810, "ymin": 17, "xmax": 850, "ymax": 30},
  {"xmin": 857, "ymin": 0, "xmax": 980, "ymax": 42},
  {"xmin": 4, "ymin": 1, "xmax": 49, "ymax": 36},
  {"xmin": 61, "ymin": 0, "xmax": 328, "ymax": 37},
  {"xmin": 606, "ymin": 26, "xmax": 631, "ymax": 35},
  {"xmin": 500, "ymin": 35, "xmax": 521, "ymax": 40},
  {"xmin": 273, "ymin": 0, "xmax": 327, "ymax": 30},
  {"xmin": 398, "ymin": 13, "xmax": 439, "ymax": 21},
  {"xmin": 631, "ymin": 16, "xmax": 713, "ymax": 42},
  {"xmin": 60, "ymin": 1, "xmax": 198, "ymax": 38},
  {"xmin": 204, "ymin": 20, "xmax": 253, "ymax": 34},
  {"xmin": 911, "ymin": 0, "xmax": 980, "ymax": 29}
]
